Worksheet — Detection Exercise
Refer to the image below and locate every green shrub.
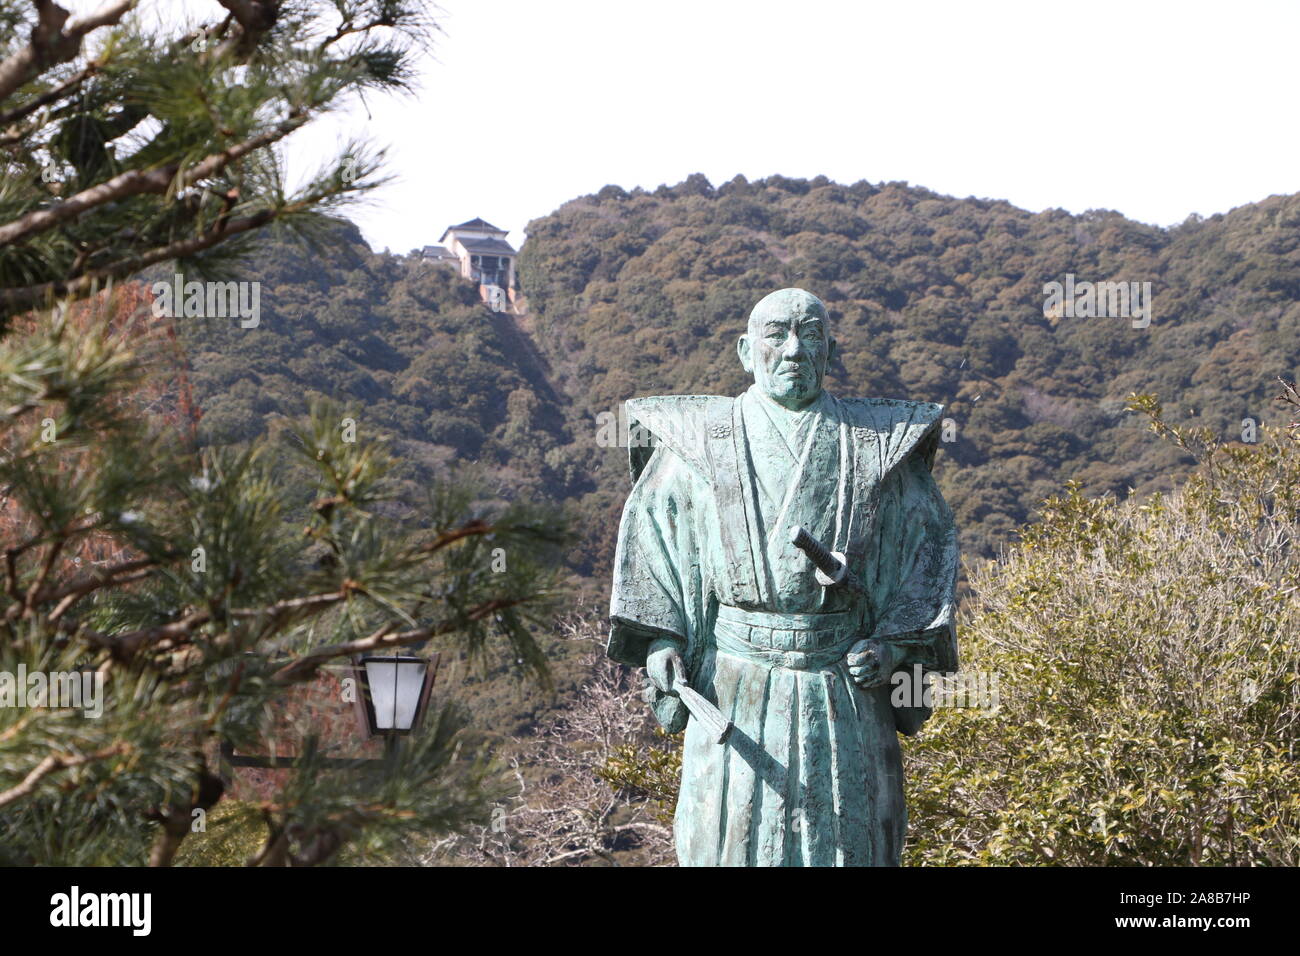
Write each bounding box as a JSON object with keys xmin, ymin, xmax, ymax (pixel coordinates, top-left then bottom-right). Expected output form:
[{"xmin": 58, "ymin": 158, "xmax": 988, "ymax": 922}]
[{"xmin": 905, "ymin": 398, "xmax": 1300, "ymax": 865}]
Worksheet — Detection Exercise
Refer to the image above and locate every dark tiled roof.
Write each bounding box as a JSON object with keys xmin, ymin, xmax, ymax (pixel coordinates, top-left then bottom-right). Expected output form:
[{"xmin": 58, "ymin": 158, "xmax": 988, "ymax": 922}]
[
  {"xmin": 456, "ymin": 236, "xmax": 517, "ymax": 255},
  {"xmin": 440, "ymin": 217, "xmax": 507, "ymax": 241},
  {"xmin": 454, "ymin": 216, "xmax": 503, "ymax": 231},
  {"xmin": 421, "ymin": 245, "xmax": 456, "ymax": 258}
]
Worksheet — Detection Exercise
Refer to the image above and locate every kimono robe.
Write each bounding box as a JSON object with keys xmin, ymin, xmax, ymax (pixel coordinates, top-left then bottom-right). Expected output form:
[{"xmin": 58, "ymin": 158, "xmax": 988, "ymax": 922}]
[{"xmin": 607, "ymin": 385, "xmax": 958, "ymax": 867}]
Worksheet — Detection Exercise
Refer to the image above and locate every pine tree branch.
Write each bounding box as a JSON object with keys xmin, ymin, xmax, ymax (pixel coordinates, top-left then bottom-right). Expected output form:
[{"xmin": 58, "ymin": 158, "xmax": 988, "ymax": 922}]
[
  {"xmin": 0, "ymin": 170, "xmax": 361, "ymax": 312},
  {"xmin": 22, "ymin": 535, "xmax": 65, "ymax": 616},
  {"xmin": 0, "ymin": 169, "xmax": 167, "ymax": 250},
  {"xmin": 0, "ymin": 60, "xmax": 95, "ymax": 126},
  {"xmin": 1, "ymin": 396, "xmax": 49, "ymax": 420},
  {"xmin": 78, "ymin": 608, "xmax": 212, "ymax": 656},
  {"xmin": 229, "ymin": 587, "xmax": 354, "ymax": 619},
  {"xmin": 271, "ymin": 597, "xmax": 531, "ymax": 684},
  {"xmin": 0, "ymin": 112, "xmax": 307, "ymax": 249},
  {"xmin": 248, "ymin": 816, "xmax": 289, "ymax": 866},
  {"xmin": 418, "ymin": 519, "xmax": 493, "ymax": 553},
  {"xmin": 45, "ymin": 556, "xmax": 160, "ymax": 622},
  {"xmin": 4, "ymin": 522, "xmax": 131, "ymax": 623},
  {"xmin": 215, "ymin": 0, "xmax": 277, "ymax": 39},
  {"xmin": 0, "ymin": 742, "xmax": 128, "ymax": 809},
  {"xmin": 1, "ymin": 207, "xmax": 278, "ymax": 311},
  {"xmin": 74, "ymin": 587, "xmax": 356, "ymax": 659},
  {"xmin": 0, "ymin": 713, "xmax": 38, "ymax": 746},
  {"xmin": 147, "ymin": 812, "xmax": 191, "ymax": 867},
  {"xmin": 0, "ymin": 0, "xmax": 135, "ymax": 105},
  {"xmin": 4, "ymin": 548, "xmax": 21, "ymax": 604}
]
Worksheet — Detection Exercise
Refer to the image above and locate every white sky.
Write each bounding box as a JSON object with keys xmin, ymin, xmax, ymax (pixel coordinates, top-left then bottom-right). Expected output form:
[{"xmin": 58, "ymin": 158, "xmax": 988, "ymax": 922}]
[{"xmin": 84, "ymin": 0, "xmax": 1300, "ymax": 252}]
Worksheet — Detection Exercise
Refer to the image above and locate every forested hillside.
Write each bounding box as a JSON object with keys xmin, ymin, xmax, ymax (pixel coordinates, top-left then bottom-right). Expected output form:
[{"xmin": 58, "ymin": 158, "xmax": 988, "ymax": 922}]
[
  {"xmin": 173, "ymin": 222, "xmax": 575, "ymax": 507},
  {"xmin": 177, "ymin": 177, "xmax": 1300, "ymax": 577},
  {"xmin": 518, "ymin": 175, "xmax": 1300, "ymax": 566}
]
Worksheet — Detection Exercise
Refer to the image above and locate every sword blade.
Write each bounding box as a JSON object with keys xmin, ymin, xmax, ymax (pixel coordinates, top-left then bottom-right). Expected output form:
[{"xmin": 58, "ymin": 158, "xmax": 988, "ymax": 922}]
[{"xmin": 675, "ymin": 682, "xmax": 733, "ymax": 744}]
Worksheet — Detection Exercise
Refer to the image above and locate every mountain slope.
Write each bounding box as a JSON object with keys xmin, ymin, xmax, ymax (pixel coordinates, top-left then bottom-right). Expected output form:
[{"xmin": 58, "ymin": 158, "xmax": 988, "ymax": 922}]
[
  {"xmin": 175, "ymin": 222, "xmax": 576, "ymax": 503},
  {"xmin": 517, "ymin": 174, "xmax": 1300, "ymax": 566}
]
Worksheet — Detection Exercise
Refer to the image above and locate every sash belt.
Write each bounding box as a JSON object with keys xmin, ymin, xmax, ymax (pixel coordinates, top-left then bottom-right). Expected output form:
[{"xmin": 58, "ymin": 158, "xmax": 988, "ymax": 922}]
[
  {"xmin": 713, "ymin": 604, "xmax": 862, "ymax": 669},
  {"xmin": 716, "ymin": 605, "xmax": 858, "ymax": 631}
]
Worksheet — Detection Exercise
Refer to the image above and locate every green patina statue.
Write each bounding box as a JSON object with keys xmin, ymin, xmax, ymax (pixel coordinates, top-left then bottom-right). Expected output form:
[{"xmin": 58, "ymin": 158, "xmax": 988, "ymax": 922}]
[{"xmin": 607, "ymin": 288, "xmax": 959, "ymax": 866}]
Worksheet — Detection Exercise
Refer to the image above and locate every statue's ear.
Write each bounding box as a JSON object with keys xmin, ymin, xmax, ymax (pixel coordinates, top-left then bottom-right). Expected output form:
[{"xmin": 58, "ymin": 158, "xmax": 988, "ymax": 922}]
[
  {"xmin": 737, "ymin": 333, "xmax": 753, "ymax": 373},
  {"xmin": 827, "ymin": 337, "xmax": 837, "ymax": 366}
]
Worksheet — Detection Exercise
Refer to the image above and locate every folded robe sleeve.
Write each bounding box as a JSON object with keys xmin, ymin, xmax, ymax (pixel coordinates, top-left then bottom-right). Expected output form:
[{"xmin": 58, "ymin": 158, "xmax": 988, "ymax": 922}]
[
  {"xmin": 607, "ymin": 446, "xmax": 691, "ymax": 669},
  {"xmin": 868, "ymin": 449, "xmax": 960, "ymax": 674}
]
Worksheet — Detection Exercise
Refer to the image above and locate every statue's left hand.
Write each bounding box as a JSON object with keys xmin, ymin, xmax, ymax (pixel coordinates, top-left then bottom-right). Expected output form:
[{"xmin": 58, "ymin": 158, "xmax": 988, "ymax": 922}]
[{"xmin": 846, "ymin": 638, "xmax": 900, "ymax": 689}]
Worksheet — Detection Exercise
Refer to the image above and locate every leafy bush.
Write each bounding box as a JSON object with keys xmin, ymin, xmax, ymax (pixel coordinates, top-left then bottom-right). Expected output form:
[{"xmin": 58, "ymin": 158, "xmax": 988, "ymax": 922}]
[{"xmin": 905, "ymin": 397, "xmax": 1300, "ymax": 865}]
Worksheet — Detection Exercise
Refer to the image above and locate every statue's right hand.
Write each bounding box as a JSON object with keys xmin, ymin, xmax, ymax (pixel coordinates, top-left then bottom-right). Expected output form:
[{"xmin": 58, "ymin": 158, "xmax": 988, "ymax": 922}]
[{"xmin": 646, "ymin": 638, "xmax": 686, "ymax": 696}]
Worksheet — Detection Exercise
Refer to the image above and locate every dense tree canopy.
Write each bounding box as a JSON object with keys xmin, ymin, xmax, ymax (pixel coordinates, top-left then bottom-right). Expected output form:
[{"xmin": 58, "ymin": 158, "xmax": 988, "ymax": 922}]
[{"xmin": 516, "ymin": 174, "xmax": 1300, "ymax": 568}]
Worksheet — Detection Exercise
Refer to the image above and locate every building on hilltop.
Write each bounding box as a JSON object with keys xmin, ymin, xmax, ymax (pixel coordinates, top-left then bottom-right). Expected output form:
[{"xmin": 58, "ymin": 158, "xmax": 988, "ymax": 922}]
[
  {"xmin": 423, "ymin": 217, "xmax": 518, "ymax": 312},
  {"xmin": 420, "ymin": 244, "xmax": 459, "ymax": 266}
]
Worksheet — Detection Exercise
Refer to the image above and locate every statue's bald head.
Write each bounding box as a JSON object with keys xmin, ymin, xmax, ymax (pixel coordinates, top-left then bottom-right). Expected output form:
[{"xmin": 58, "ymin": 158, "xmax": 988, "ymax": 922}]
[
  {"xmin": 738, "ymin": 288, "xmax": 836, "ymax": 410},
  {"xmin": 747, "ymin": 288, "xmax": 830, "ymax": 336}
]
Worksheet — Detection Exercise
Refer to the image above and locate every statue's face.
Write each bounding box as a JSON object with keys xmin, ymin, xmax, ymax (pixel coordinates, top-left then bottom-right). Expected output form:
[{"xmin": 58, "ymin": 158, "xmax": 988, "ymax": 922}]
[{"xmin": 738, "ymin": 291, "xmax": 836, "ymax": 410}]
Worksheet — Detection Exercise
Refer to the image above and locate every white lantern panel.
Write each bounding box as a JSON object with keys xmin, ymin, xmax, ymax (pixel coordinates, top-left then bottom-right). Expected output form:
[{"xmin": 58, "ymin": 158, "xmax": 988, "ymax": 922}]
[{"xmin": 364, "ymin": 659, "xmax": 427, "ymax": 731}]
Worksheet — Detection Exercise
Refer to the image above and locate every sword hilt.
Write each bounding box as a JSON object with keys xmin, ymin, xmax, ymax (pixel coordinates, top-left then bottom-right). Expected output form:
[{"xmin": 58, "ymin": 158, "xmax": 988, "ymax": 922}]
[{"xmin": 790, "ymin": 525, "xmax": 847, "ymax": 584}]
